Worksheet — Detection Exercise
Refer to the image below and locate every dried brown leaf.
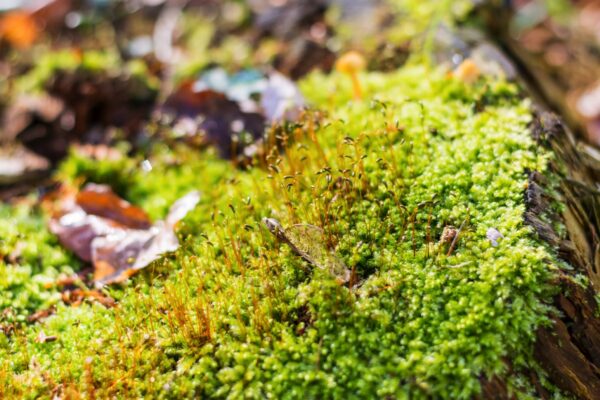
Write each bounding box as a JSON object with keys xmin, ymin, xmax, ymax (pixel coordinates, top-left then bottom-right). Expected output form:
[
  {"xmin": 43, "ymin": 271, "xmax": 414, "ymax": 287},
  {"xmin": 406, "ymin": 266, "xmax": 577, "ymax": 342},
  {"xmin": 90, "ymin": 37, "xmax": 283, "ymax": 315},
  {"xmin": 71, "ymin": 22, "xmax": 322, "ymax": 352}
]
[
  {"xmin": 75, "ymin": 184, "xmax": 151, "ymax": 230},
  {"xmin": 48, "ymin": 185, "xmax": 200, "ymax": 286}
]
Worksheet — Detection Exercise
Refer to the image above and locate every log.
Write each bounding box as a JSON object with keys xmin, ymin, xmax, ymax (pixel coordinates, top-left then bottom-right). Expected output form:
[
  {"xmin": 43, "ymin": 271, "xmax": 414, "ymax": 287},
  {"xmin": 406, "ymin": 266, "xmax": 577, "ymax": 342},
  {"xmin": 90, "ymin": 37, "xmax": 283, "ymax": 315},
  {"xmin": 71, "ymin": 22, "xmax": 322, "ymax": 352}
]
[{"xmin": 474, "ymin": 4, "xmax": 600, "ymax": 398}]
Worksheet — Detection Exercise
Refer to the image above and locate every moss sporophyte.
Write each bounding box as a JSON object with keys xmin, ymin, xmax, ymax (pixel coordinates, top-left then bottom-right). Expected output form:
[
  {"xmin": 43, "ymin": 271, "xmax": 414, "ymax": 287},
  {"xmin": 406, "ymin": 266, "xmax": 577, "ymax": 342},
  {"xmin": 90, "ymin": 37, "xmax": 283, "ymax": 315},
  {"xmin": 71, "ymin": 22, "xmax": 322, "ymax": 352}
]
[{"xmin": 0, "ymin": 64, "xmax": 563, "ymax": 398}]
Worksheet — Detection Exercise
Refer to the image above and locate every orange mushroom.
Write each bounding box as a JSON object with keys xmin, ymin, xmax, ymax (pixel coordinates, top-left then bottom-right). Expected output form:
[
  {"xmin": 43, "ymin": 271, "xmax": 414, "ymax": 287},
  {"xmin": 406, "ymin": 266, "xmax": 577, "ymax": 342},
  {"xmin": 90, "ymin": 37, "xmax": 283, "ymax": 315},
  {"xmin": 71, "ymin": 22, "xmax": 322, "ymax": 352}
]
[
  {"xmin": 335, "ymin": 51, "xmax": 366, "ymax": 100},
  {"xmin": 453, "ymin": 59, "xmax": 481, "ymax": 84}
]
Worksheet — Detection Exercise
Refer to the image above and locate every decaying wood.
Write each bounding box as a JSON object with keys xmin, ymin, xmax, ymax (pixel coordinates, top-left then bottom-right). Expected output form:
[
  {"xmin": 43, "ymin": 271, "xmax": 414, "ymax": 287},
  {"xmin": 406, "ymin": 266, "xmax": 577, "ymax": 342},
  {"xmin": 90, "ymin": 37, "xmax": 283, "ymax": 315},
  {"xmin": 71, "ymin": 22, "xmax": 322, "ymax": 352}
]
[
  {"xmin": 478, "ymin": 375, "xmax": 514, "ymax": 400},
  {"xmin": 479, "ymin": 108, "xmax": 600, "ymax": 400},
  {"xmin": 467, "ymin": 6, "xmax": 600, "ymax": 397},
  {"xmin": 528, "ymin": 112, "xmax": 600, "ymax": 399}
]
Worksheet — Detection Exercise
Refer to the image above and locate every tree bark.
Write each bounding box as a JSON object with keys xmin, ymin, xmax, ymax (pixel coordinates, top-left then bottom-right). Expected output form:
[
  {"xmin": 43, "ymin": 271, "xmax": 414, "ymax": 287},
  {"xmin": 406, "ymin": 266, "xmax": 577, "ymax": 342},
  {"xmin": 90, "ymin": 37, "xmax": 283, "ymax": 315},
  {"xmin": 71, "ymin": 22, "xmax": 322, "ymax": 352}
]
[
  {"xmin": 529, "ymin": 112, "xmax": 600, "ymax": 399},
  {"xmin": 476, "ymin": 4, "xmax": 600, "ymax": 398}
]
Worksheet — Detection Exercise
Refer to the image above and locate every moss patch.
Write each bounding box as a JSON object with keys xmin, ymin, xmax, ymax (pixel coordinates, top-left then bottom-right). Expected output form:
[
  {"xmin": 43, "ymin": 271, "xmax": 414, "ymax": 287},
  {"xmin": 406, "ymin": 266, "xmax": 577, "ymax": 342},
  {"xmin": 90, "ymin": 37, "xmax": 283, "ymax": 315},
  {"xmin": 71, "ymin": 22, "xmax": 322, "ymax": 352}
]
[{"xmin": 0, "ymin": 64, "xmax": 563, "ymax": 398}]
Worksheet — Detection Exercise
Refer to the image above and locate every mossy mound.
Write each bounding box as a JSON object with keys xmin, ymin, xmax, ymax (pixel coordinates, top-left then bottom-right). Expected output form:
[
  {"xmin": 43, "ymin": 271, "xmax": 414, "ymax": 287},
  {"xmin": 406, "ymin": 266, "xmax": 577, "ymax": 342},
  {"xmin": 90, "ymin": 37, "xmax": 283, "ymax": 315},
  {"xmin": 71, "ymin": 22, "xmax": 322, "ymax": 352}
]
[{"xmin": 0, "ymin": 63, "xmax": 566, "ymax": 398}]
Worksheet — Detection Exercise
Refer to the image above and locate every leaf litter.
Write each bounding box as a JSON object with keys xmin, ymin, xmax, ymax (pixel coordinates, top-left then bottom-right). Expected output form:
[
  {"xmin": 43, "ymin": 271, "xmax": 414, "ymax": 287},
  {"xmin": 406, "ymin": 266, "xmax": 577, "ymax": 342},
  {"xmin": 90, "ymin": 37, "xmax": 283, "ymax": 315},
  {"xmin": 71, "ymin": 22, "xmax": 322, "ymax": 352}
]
[
  {"xmin": 160, "ymin": 67, "xmax": 304, "ymax": 159},
  {"xmin": 46, "ymin": 183, "xmax": 200, "ymax": 286}
]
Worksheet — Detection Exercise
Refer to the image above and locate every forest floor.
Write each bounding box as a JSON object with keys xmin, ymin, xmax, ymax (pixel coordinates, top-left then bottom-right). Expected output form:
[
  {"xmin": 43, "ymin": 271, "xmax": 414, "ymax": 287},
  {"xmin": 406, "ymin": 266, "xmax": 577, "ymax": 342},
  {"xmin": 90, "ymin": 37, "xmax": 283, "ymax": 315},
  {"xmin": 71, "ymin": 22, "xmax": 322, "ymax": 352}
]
[{"xmin": 0, "ymin": 1, "xmax": 599, "ymax": 399}]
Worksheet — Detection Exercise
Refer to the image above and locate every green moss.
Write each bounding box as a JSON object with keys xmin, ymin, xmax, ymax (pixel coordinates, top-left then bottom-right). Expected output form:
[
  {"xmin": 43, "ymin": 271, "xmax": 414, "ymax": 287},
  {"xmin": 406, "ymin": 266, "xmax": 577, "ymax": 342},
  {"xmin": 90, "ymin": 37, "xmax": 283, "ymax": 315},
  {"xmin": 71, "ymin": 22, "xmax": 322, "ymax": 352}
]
[
  {"xmin": 15, "ymin": 49, "xmax": 159, "ymax": 96},
  {"xmin": 0, "ymin": 63, "xmax": 566, "ymax": 398},
  {"xmin": 0, "ymin": 201, "xmax": 80, "ymax": 327}
]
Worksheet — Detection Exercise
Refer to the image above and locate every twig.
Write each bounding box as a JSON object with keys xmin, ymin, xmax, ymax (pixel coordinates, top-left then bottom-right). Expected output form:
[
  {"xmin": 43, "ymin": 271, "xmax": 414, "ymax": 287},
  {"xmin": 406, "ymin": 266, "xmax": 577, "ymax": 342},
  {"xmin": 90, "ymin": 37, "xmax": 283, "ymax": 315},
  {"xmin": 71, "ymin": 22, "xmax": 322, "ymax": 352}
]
[{"xmin": 446, "ymin": 212, "xmax": 469, "ymax": 257}]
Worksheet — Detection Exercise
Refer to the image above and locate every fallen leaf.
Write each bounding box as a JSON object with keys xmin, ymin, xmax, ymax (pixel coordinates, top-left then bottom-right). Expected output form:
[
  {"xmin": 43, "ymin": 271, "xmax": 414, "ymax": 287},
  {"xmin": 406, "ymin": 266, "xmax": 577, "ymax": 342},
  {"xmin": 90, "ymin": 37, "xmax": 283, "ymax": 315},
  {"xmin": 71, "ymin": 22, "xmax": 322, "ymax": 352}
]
[
  {"xmin": 162, "ymin": 83, "xmax": 266, "ymax": 158},
  {"xmin": 273, "ymin": 37, "xmax": 336, "ymax": 79},
  {"xmin": 263, "ymin": 217, "xmax": 351, "ymax": 283},
  {"xmin": 93, "ymin": 190, "xmax": 200, "ymax": 285},
  {"xmin": 1, "ymin": 95, "xmax": 65, "ymax": 143},
  {"xmin": 2, "ymin": 67, "xmax": 157, "ymax": 163},
  {"xmin": 92, "ymin": 227, "xmax": 160, "ymax": 284},
  {"xmin": 48, "ymin": 184, "xmax": 151, "ymax": 261},
  {"xmin": 48, "ymin": 185, "xmax": 200, "ymax": 285},
  {"xmin": 260, "ymin": 72, "xmax": 305, "ymax": 122},
  {"xmin": 30, "ymin": 0, "xmax": 73, "ymax": 30},
  {"xmin": 75, "ymin": 184, "xmax": 151, "ymax": 230},
  {"xmin": 161, "ymin": 68, "xmax": 304, "ymax": 158},
  {"xmin": 46, "ymin": 67, "xmax": 157, "ymax": 139},
  {"xmin": 0, "ymin": 144, "xmax": 50, "ymax": 185},
  {"xmin": 193, "ymin": 68, "xmax": 267, "ymax": 105},
  {"xmin": 49, "ymin": 208, "xmax": 120, "ymax": 262}
]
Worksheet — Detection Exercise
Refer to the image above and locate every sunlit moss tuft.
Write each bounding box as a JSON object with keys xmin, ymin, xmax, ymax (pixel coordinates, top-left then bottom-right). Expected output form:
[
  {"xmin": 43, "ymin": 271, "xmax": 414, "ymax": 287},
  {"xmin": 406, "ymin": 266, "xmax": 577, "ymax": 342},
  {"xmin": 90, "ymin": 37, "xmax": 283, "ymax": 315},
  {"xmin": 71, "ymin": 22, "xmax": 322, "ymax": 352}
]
[{"xmin": 0, "ymin": 63, "xmax": 566, "ymax": 398}]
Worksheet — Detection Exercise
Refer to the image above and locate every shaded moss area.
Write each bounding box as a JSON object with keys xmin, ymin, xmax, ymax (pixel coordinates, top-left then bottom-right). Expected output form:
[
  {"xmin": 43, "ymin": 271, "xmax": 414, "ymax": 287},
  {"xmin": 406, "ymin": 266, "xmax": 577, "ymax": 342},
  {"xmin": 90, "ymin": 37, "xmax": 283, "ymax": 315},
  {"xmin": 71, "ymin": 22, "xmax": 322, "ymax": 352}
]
[{"xmin": 0, "ymin": 64, "xmax": 566, "ymax": 398}]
